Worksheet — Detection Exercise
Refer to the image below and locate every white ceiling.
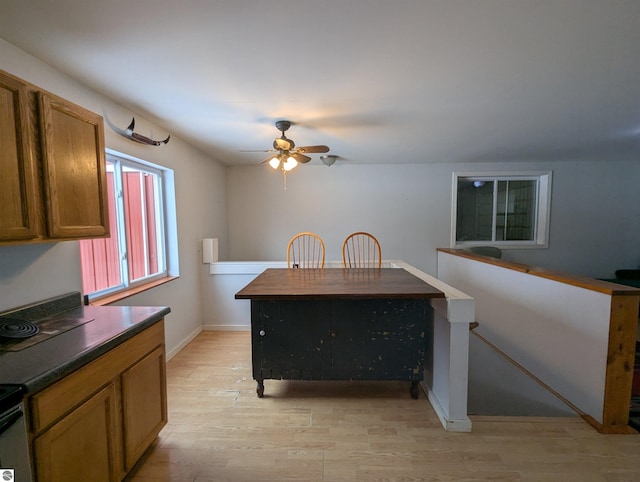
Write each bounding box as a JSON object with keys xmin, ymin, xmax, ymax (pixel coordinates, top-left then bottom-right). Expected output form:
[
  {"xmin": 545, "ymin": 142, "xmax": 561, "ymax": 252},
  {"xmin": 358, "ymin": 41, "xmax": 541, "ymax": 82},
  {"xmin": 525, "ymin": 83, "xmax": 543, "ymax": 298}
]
[{"xmin": 2, "ymin": 0, "xmax": 639, "ymax": 167}]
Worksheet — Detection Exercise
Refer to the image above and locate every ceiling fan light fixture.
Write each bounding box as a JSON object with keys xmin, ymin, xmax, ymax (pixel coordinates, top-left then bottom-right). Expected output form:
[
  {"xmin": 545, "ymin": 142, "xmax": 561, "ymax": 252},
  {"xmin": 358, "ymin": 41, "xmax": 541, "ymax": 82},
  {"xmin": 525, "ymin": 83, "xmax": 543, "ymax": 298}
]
[
  {"xmin": 320, "ymin": 155, "xmax": 338, "ymax": 167},
  {"xmin": 283, "ymin": 157, "xmax": 298, "ymax": 171},
  {"xmin": 268, "ymin": 157, "xmax": 281, "ymax": 169},
  {"xmin": 250, "ymin": 120, "xmax": 335, "ymax": 188}
]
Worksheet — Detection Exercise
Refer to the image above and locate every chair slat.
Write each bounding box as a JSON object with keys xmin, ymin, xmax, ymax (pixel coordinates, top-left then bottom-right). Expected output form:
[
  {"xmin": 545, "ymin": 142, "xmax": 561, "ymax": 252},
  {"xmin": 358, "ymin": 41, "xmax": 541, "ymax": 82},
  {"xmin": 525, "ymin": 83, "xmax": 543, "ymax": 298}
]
[
  {"xmin": 342, "ymin": 232, "xmax": 382, "ymax": 268},
  {"xmin": 287, "ymin": 232, "xmax": 325, "ymax": 268}
]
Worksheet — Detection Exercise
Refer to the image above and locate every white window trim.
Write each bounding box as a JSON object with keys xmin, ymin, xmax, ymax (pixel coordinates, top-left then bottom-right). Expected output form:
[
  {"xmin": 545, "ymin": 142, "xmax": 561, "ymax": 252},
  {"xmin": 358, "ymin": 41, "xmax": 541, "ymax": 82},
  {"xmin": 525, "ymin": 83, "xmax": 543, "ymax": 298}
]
[
  {"xmin": 450, "ymin": 171, "xmax": 552, "ymax": 249},
  {"xmin": 118, "ymin": 158, "xmax": 168, "ymax": 284},
  {"xmin": 84, "ymin": 148, "xmax": 177, "ymax": 302}
]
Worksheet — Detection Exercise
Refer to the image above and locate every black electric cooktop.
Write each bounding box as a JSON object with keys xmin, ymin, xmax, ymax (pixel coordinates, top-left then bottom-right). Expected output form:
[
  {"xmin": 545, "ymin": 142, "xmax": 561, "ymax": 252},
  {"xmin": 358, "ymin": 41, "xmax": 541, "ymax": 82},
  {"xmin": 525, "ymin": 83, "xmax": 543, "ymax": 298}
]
[{"xmin": 0, "ymin": 384, "xmax": 25, "ymax": 412}]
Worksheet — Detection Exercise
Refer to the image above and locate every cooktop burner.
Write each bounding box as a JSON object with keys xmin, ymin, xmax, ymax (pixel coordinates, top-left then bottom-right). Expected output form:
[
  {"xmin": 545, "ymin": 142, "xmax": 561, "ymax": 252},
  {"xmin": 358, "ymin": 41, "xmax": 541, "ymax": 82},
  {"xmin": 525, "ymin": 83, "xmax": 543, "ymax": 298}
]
[{"xmin": 0, "ymin": 318, "xmax": 40, "ymax": 339}]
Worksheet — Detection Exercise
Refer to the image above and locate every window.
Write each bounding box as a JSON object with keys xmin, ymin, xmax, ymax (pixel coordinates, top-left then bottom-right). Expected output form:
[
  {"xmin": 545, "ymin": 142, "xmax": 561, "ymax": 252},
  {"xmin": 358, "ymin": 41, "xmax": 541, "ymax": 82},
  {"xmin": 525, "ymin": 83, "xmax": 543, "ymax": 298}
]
[
  {"xmin": 451, "ymin": 171, "xmax": 552, "ymax": 249},
  {"xmin": 80, "ymin": 151, "xmax": 172, "ymax": 300}
]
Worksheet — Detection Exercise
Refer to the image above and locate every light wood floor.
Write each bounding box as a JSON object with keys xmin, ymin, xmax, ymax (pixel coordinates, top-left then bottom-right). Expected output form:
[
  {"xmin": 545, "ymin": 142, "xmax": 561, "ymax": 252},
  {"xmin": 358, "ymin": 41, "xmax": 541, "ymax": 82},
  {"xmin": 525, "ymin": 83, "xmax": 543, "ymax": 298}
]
[{"xmin": 126, "ymin": 331, "xmax": 640, "ymax": 481}]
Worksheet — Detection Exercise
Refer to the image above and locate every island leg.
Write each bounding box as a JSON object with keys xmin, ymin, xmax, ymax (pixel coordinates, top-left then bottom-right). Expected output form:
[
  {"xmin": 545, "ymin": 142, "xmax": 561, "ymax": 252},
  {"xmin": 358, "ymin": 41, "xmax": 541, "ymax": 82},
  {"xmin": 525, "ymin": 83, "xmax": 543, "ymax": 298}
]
[
  {"xmin": 410, "ymin": 381, "xmax": 419, "ymax": 399},
  {"xmin": 256, "ymin": 379, "xmax": 264, "ymax": 398}
]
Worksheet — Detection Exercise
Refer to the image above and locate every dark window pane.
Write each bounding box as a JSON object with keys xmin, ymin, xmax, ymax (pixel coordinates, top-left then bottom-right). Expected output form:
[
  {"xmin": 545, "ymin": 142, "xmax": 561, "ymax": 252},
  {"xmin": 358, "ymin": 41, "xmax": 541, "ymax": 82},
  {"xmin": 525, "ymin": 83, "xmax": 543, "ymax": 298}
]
[
  {"xmin": 497, "ymin": 180, "xmax": 536, "ymax": 241},
  {"xmin": 456, "ymin": 180, "xmax": 494, "ymax": 241}
]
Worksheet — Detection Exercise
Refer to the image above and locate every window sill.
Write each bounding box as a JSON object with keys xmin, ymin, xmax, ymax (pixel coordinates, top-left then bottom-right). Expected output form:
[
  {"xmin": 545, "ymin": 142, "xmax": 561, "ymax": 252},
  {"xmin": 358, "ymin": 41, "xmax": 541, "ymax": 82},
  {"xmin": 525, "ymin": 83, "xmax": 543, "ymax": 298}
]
[
  {"xmin": 89, "ymin": 275, "xmax": 179, "ymax": 306},
  {"xmin": 453, "ymin": 243, "xmax": 548, "ymax": 250}
]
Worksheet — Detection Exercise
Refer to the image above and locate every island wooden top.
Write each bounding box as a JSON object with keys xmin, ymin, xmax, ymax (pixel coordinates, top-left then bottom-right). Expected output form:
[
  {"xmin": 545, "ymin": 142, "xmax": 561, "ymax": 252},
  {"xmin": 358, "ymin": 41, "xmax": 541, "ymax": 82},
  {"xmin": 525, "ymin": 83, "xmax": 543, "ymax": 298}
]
[{"xmin": 235, "ymin": 268, "xmax": 445, "ymax": 300}]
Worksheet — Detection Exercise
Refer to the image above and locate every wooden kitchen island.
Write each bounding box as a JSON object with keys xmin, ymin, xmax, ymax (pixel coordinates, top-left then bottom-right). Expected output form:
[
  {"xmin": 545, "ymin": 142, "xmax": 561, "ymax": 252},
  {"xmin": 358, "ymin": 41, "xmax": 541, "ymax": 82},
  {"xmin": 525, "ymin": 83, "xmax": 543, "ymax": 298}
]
[{"xmin": 235, "ymin": 268, "xmax": 445, "ymax": 398}]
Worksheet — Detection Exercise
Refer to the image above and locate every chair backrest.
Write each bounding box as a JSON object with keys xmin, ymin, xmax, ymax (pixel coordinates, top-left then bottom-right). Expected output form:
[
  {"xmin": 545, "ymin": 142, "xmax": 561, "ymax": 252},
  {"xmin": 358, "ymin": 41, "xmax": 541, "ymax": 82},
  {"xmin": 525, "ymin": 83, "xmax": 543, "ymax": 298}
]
[
  {"xmin": 342, "ymin": 232, "xmax": 382, "ymax": 268},
  {"xmin": 287, "ymin": 232, "xmax": 325, "ymax": 268}
]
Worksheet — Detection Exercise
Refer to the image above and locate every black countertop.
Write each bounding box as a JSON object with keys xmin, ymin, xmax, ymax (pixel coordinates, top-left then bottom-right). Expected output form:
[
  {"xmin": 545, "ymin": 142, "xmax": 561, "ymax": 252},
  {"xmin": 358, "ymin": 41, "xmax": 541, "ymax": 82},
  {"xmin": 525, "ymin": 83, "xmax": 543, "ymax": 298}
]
[{"xmin": 0, "ymin": 295, "xmax": 170, "ymax": 394}]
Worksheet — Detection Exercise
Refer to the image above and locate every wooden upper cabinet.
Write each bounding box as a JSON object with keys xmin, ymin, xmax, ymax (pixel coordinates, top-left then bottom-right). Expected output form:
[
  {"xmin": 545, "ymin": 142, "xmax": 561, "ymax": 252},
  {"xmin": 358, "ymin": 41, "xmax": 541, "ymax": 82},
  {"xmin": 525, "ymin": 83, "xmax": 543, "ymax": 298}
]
[
  {"xmin": 0, "ymin": 69, "xmax": 109, "ymax": 244},
  {"xmin": 38, "ymin": 92, "xmax": 109, "ymax": 239},
  {"xmin": 0, "ymin": 71, "xmax": 38, "ymax": 241}
]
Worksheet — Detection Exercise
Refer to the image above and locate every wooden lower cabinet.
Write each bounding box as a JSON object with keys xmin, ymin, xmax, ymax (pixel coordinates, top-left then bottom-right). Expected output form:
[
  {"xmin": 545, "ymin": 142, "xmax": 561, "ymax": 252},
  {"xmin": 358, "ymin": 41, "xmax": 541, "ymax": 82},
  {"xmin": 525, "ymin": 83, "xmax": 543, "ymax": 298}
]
[
  {"xmin": 28, "ymin": 321, "xmax": 167, "ymax": 481},
  {"xmin": 33, "ymin": 384, "xmax": 119, "ymax": 482},
  {"xmin": 121, "ymin": 345, "xmax": 167, "ymax": 471}
]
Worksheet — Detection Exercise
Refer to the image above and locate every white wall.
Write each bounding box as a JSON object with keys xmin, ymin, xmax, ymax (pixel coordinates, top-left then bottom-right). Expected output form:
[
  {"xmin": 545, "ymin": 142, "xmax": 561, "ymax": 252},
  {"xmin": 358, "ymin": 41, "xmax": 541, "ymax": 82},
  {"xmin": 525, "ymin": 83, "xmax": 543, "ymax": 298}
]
[
  {"xmin": 436, "ymin": 250, "xmax": 620, "ymax": 425},
  {"xmin": 2, "ymin": 38, "xmax": 638, "ymax": 357},
  {"xmin": 0, "ymin": 40, "xmax": 229, "ymax": 356},
  {"xmin": 227, "ymin": 160, "xmax": 640, "ymax": 278},
  {"xmin": 227, "ymin": 163, "xmax": 453, "ymax": 270}
]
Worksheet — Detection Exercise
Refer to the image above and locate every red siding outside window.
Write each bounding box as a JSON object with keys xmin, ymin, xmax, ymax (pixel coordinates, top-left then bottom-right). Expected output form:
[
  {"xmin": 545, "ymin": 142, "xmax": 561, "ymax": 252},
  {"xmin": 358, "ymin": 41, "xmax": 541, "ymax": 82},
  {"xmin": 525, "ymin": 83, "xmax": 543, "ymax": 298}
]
[
  {"xmin": 80, "ymin": 160, "xmax": 164, "ymax": 298},
  {"xmin": 80, "ymin": 172, "xmax": 120, "ymax": 293}
]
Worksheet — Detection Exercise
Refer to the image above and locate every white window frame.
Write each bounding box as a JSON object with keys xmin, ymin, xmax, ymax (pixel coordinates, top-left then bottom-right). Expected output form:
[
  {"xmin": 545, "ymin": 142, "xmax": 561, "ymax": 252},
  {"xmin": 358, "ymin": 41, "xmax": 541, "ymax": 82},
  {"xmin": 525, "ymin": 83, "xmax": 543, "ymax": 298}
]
[
  {"xmin": 451, "ymin": 171, "xmax": 552, "ymax": 249},
  {"xmin": 119, "ymin": 157, "xmax": 167, "ymax": 285},
  {"xmin": 82, "ymin": 149, "xmax": 175, "ymax": 301}
]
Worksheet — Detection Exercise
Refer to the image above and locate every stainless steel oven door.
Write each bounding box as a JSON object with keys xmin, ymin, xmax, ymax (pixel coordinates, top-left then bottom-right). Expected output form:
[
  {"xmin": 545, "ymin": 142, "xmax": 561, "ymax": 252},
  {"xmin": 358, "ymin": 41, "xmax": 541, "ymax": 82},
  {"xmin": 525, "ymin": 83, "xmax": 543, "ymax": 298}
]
[{"xmin": 0, "ymin": 402, "xmax": 33, "ymax": 482}]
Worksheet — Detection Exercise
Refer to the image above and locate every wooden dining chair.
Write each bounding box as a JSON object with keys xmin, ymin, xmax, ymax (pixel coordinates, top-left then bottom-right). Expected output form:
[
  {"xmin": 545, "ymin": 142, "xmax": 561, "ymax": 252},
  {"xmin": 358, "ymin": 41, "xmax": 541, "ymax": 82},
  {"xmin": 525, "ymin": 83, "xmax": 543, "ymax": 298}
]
[
  {"xmin": 342, "ymin": 231, "xmax": 382, "ymax": 268},
  {"xmin": 287, "ymin": 232, "xmax": 325, "ymax": 268}
]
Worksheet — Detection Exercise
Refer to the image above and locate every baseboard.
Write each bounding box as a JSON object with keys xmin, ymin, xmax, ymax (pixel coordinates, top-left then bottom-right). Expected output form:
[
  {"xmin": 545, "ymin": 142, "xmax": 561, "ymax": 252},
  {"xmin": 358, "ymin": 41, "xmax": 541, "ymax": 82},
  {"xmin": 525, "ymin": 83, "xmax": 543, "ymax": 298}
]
[
  {"xmin": 202, "ymin": 324, "xmax": 250, "ymax": 332},
  {"xmin": 425, "ymin": 384, "xmax": 472, "ymax": 432},
  {"xmin": 166, "ymin": 325, "xmax": 203, "ymax": 361}
]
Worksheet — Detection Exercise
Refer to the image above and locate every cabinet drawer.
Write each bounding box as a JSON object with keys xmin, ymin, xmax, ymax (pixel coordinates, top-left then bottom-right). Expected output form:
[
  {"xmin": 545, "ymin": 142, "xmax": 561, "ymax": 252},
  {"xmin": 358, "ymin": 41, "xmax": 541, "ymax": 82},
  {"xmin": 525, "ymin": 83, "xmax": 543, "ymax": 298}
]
[{"xmin": 29, "ymin": 321, "xmax": 164, "ymax": 434}]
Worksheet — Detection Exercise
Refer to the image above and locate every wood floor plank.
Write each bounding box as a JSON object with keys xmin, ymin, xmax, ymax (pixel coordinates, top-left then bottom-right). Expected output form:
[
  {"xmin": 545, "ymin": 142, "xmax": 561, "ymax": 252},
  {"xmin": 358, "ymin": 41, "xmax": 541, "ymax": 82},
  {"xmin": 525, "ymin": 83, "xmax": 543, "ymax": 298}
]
[{"xmin": 125, "ymin": 331, "xmax": 640, "ymax": 482}]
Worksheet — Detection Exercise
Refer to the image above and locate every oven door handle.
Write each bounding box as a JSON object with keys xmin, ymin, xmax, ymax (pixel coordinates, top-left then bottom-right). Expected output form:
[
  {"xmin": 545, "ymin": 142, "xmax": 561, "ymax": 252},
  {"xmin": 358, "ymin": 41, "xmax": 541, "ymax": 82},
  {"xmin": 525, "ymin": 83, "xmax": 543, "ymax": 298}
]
[{"xmin": 0, "ymin": 405, "xmax": 23, "ymax": 436}]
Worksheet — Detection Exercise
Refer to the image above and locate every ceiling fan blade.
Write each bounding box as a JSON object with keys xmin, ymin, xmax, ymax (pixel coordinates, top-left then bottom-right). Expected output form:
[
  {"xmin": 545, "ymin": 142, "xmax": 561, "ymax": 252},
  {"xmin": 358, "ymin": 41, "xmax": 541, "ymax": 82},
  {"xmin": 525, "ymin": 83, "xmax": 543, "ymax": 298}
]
[
  {"xmin": 292, "ymin": 153, "xmax": 312, "ymax": 164},
  {"xmin": 274, "ymin": 137, "xmax": 294, "ymax": 150},
  {"xmin": 296, "ymin": 145, "xmax": 330, "ymax": 154},
  {"xmin": 239, "ymin": 149, "xmax": 276, "ymax": 153},
  {"xmin": 244, "ymin": 121, "xmax": 330, "ymax": 164}
]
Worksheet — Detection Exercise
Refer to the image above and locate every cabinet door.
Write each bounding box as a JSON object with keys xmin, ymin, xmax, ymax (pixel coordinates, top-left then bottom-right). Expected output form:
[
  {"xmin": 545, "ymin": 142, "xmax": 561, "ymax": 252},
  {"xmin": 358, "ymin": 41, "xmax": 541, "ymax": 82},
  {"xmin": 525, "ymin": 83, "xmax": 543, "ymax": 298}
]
[
  {"xmin": 254, "ymin": 300, "xmax": 331, "ymax": 380},
  {"xmin": 330, "ymin": 299, "xmax": 429, "ymax": 381},
  {"xmin": 33, "ymin": 384, "xmax": 119, "ymax": 482},
  {"xmin": 121, "ymin": 346, "xmax": 167, "ymax": 470},
  {"xmin": 38, "ymin": 91, "xmax": 109, "ymax": 239},
  {"xmin": 0, "ymin": 72, "xmax": 38, "ymax": 241}
]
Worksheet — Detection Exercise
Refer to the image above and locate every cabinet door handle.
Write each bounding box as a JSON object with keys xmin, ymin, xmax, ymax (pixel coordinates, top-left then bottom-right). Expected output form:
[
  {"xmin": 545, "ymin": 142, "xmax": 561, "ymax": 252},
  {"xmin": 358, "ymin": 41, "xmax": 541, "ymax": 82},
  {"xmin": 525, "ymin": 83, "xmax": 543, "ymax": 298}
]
[{"xmin": 259, "ymin": 330, "xmax": 266, "ymax": 336}]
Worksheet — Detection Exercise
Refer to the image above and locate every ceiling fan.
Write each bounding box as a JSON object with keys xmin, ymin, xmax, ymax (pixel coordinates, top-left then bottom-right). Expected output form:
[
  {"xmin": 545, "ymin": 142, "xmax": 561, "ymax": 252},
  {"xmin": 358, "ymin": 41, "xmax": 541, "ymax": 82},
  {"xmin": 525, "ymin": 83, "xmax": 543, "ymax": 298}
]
[{"xmin": 241, "ymin": 120, "xmax": 331, "ymax": 186}]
